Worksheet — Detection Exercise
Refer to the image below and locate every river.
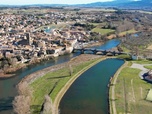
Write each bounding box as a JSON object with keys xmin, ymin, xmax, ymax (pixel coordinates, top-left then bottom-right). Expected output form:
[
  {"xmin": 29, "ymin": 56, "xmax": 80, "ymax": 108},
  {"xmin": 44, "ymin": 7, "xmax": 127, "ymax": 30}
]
[
  {"xmin": 59, "ymin": 59, "xmax": 124, "ymax": 114},
  {"xmin": 0, "ymin": 39, "xmax": 120, "ymax": 114}
]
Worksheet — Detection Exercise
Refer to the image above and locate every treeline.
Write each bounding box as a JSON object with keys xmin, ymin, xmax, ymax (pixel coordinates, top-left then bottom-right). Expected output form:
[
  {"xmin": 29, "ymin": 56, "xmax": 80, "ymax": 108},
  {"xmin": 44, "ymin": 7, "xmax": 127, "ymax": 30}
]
[{"xmin": 74, "ymin": 23, "xmax": 95, "ymax": 31}]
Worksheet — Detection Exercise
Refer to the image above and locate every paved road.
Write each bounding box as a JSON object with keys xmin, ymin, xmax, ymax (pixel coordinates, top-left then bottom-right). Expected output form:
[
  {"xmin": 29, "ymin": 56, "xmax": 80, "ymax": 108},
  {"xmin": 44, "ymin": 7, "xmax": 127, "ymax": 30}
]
[{"xmin": 130, "ymin": 63, "xmax": 151, "ymax": 79}]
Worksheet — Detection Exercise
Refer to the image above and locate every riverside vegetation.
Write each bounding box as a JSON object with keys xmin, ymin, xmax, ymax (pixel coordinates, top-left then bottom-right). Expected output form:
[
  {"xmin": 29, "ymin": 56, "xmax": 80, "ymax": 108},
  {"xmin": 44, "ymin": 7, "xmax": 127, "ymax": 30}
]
[
  {"xmin": 14, "ymin": 54, "xmax": 152, "ymax": 114},
  {"xmin": 109, "ymin": 59, "xmax": 152, "ymax": 114},
  {"xmin": 13, "ymin": 54, "xmax": 104, "ymax": 114}
]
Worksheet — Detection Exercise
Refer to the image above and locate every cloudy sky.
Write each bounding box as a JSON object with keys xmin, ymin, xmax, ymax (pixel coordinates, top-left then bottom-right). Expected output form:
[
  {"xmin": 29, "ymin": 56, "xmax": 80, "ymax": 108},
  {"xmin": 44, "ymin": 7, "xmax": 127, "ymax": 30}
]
[{"xmin": 0, "ymin": 0, "xmax": 115, "ymax": 5}]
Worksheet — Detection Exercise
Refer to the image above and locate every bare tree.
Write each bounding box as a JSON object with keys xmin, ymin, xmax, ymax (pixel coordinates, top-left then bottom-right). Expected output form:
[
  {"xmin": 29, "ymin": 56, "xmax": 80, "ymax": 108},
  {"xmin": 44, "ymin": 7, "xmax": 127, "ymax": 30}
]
[
  {"xmin": 13, "ymin": 82, "xmax": 32, "ymax": 114},
  {"xmin": 41, "ymin": 95, "xmax": 54, "ymax": 114},
  {"xmin": 68, "ymin": 64, "xmax": 73, "ymax": 76},
  {"xmin": 13, "ymin": 95, "xmax": 31, "ymax": 114},
  {"xmin": 41, "ymin": 95, "xmax": 55, "ymax": 114},
  {"xmin": 17, "ymin": 81, "xmax": 32, "ymax": 97}
]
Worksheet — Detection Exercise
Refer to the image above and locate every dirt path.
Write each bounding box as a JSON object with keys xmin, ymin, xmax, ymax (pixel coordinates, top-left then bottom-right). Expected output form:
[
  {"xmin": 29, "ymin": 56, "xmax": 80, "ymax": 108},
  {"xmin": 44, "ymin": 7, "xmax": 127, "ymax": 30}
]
[
  {"xmin": 111, "ymin": 61, "xmax": 128, "ymax": 114},
  {"xmin": 131, "ymin": 63, "xmax": 147, "ymax": 71}
]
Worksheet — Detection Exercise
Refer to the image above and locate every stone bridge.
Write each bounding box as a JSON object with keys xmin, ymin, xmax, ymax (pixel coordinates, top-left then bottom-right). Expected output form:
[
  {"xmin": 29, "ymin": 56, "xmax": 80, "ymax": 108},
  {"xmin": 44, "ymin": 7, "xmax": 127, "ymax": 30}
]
[{"xmin": 73, "ymin": 48, "xmax": 130, "ymax": 56}]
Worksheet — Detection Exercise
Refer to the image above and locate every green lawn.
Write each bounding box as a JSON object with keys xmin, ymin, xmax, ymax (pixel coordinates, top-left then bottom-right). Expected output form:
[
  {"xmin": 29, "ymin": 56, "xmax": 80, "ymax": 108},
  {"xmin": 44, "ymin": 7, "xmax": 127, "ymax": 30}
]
[
  {"xmin": 113, "ymin": 61, "xmax": 152, "ymax": 114},
  {"xmin": 91, "ymin": 28, "xmax": 115, "ymax": 35},
  {"xmin": 119, "ymin": 29, "xmax": 137, "ymax": 36},
  {"xmin": 89, "ymin": 23, "xmax": 101, "ymax": 26},
  {"xmin": 133, "ymin": 60, "xmax": 152, "ymax": 64},
  {"xmin": 144, "ymin": 65, "xmax": 152, "ymax": 70},
  {"xmin": 30, "ymin": 58, "xmax": 100, "ymax": 113}
]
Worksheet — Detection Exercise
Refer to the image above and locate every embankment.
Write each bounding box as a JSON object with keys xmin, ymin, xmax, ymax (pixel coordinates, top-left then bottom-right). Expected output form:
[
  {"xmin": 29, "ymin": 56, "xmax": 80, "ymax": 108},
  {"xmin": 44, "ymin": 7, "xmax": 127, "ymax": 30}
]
[{"xmin": 17, "ymin": 54, "xmax": 105, "ymax": 113}]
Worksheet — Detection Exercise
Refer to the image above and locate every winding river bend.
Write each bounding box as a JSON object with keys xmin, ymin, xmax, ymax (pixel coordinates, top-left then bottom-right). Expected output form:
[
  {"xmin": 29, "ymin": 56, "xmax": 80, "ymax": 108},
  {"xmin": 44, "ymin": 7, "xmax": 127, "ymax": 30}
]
[
  {"xmin": 59, "ymin": 59, "xmax": 124, "ymax": 114},
  {"xmin": 0, "ymin": 39, "xmax": 120, "ymax": 114}
]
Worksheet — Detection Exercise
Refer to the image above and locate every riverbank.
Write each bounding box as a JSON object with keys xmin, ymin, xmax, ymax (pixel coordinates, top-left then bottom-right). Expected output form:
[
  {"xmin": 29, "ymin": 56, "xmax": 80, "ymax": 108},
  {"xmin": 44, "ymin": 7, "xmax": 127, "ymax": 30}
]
[
  {"xmin": 84, "ymin": 41, "xmax": 104, "ymax": 48},
  {"xmin": 17, "ymin": 54, "xmax": 105, "ymax": 113},
  {"xmin": 0, "ymin": 40, "xmax": 105, "ymax": 78},
  {"xmin": 0, "ymin": 72, "xmax": 15, "ymax": 78},
  {"xmin": 109, "ymin": 61, "xmax": 127, "ymax": 114},
  {"xmin": 0, "ymin": 56, "xmax": 53, "ymax": 78},
  {"xmin": 109, "ymin": 60, "xmax": 152, "ymax": 114},
  {"xmin": 53, "ymin": 56, "xmax": 106, "ymax": 113}
]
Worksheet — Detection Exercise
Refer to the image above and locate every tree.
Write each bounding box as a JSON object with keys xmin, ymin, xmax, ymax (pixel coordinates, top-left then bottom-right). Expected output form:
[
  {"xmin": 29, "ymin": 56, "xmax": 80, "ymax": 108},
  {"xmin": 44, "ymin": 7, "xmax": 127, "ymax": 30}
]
[
  {"xmin": 41, "ymin": 95, "xmax": 56, "ymax": 114},
  {"xmin": 13, "ymin": 95, "xmax": 31, "ymax": 114},
  {"xmin": 68, "ymin": 64, "xmax": 73, "ymax": 76},
  {"xmin": 13, "ymin": 82, "xmax": 32, "ymax": 114},
  {"xmin": 17, "ymin": 82, "xmax": 32, "ymax": 97},
  {"xmin": 41, "ymin": 95, "xmax": 60, "ymax": 114}
]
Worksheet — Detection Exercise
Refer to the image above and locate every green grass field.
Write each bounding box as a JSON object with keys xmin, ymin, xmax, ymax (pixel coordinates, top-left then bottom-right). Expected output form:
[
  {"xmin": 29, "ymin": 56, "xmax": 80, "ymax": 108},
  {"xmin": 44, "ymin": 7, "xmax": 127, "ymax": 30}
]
[
  {"xmin": 133, "ymin": 60, "xmax": 152, "ymax": 64},
  {"xmin": 112, "ymin": 61, "xmax": 152, "ymax": 114},
  {"xmin": 30, "ymin": 58, "xmax": 100, "ymax": 113},
  {"xmin": 91, "ymin": 28, "xmax": 115, "ymax": 35},
  {"xmin": 89, "ymin": 23, "xmax": 101, "ymax": 26},
  {"xmin": 119, "ymin": 29, "xmax": 137, "ymax": 36},
  {"xmin": 144, "ymin": 65, "xmax": 152, "ymax": 70}
]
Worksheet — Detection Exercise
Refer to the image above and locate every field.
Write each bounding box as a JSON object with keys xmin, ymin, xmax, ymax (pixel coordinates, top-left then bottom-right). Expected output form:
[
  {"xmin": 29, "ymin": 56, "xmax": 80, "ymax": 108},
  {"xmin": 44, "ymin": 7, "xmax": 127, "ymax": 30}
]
[
  {"xmin": 138, "ymin": 10, "xmax": 152, "ymax": 14},
  {"xmin": 91, "ymin": 28, "xmax": 115, "ymax": 35},
  {"xmin": 30, "ymin": 56, "xmax": 102, "ymax": 113},
  {"xmin": 89, "ymin": 23, "xmax": 102, "ymax": 26},
  {"xmin": 119, "ymin": 29, "xmax": 137, "ymax": 36},
  {"xmin": 110, "ymin": 60, "xmax": 152, "ymax": 114},
  {"xmin": 133, "ymin": 60, "xmax": 152, "ymax": 64},
  {"xmin": 80, "ymin": 8, "xmax": 116, "ymax": 12},
  {"xmin": 144, "ymin": 65, "xmax": 152, "ymax": 70}
]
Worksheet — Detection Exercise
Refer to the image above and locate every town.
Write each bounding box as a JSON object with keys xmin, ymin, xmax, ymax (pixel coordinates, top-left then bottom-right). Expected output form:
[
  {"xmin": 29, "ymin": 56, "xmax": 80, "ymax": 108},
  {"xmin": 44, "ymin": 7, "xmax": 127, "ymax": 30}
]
[{"xmin": 0, "ymin": 7, "xmax": 152, "ymax": 74}]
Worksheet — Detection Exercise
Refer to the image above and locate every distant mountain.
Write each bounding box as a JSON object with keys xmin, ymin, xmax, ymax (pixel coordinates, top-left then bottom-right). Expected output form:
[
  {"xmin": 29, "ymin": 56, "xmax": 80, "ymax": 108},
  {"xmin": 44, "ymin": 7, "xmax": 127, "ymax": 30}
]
[
  {"xmin": 75, "ymin": 0, "xmax": 152, "ymax": 9},
  {"xmin": 0, "ymin": 0, "xmax": 151, "ymax": 10}
]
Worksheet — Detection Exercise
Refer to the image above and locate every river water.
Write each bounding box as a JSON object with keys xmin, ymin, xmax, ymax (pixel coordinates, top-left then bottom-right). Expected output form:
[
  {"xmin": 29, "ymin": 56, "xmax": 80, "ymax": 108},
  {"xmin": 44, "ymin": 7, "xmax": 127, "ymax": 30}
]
[
  {"xmin": 0, "ymin": 39, "xmax": 120, "ymax": 114},
  {"xmin": 59, "ymin": 59, "xmax": 124, "ymax": 114}
]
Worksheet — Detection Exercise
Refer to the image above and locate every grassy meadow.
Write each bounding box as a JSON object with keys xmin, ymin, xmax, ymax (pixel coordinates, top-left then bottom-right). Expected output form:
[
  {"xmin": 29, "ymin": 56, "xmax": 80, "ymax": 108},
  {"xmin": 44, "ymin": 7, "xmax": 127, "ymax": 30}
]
[
  {"xmin": 119, "ymin": 29, "xmax": 137, "ymax": 36},
  {"xmin": 110, "ymin": 60, "xmax": 152, "ymax": 114},
  {"xmin": 91, "ymin": 28, "xmax": 115, "ymax": 35}
]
